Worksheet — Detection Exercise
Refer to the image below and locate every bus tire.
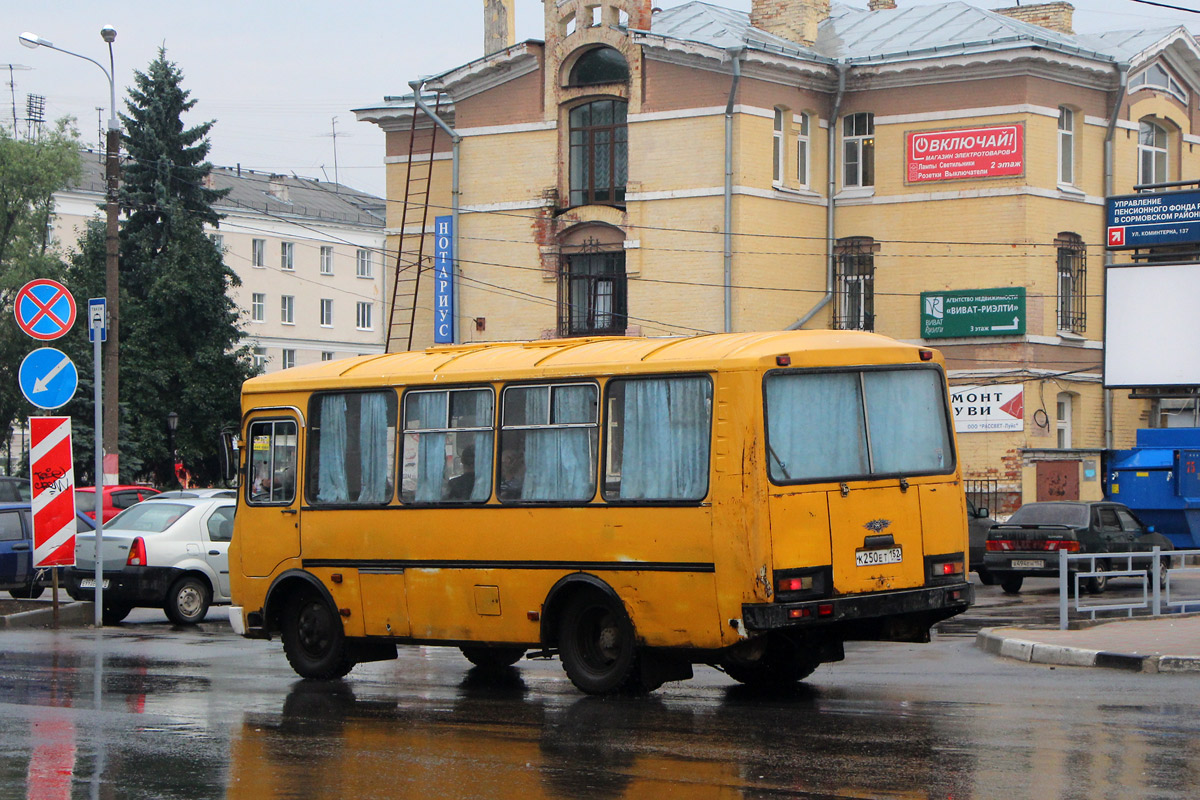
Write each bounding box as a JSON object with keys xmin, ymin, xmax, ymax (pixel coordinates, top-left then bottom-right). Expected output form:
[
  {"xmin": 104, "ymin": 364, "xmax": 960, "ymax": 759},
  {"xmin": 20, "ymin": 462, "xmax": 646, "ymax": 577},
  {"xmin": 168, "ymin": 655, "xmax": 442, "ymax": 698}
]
[
  {"xmin": 282, "ymin": 591, "xmax": 356, "ymax": 680},
  {"xmin": 558, "ymin": 590, "xmax": 638, "ymax": 695},
  {"xmin": 165, "ymin": 575, "xmax": 211, "ymax": 625},
  {"xmin": 721, "ymin": 639, "xmax": 819, "ymax": 687},
  {"xmin": 461, "ymin": 646, "xmax": 525, "ymax": 670}
]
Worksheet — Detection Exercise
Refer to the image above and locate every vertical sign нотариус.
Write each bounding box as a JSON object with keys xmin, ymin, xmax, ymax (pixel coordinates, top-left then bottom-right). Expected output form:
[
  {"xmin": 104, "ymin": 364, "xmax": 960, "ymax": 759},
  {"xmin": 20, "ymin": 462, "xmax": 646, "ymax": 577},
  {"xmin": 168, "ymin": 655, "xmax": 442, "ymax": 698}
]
[{"xmin": 434, "ymin": 215, "xmax": 453, "ymax": 344}]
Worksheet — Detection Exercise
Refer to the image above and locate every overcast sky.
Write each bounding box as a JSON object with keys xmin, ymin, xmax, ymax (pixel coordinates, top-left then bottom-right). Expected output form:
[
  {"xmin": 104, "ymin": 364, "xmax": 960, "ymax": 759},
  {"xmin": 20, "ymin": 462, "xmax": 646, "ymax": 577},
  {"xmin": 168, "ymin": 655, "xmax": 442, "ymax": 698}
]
[{"xmin": 5, "ymin": 0, "xmax": 1197, "ymax": 199}]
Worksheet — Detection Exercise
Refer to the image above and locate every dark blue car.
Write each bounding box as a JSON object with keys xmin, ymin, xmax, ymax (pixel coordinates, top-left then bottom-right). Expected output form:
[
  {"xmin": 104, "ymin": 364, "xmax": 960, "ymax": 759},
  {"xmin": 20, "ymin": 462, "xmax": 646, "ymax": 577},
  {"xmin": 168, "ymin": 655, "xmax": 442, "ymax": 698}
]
[{"xmin": 0, "ymin": 502, "xmax": 95, "ymax": 599}]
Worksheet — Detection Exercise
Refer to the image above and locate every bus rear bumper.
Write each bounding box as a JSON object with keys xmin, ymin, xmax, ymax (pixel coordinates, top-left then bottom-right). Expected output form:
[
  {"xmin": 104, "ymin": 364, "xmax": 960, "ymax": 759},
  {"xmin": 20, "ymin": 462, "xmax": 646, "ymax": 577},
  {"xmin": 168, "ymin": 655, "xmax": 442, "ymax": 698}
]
[{"xmin": 742, "ymin": 582, "xmax": 973, "ymax": 633}]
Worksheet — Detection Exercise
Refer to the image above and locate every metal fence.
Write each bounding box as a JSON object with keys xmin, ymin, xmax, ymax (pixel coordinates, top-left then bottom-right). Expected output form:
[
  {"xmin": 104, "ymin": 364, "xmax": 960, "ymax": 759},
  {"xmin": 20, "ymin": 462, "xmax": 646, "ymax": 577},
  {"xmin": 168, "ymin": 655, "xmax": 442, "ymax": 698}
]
[
  {"xmin": 964, "ymin": 478, "xmax": 999, "ymax": 516},
  {"xmin": 1058, "ymin": 547, "xmax": 1200, "ymax": 629}
]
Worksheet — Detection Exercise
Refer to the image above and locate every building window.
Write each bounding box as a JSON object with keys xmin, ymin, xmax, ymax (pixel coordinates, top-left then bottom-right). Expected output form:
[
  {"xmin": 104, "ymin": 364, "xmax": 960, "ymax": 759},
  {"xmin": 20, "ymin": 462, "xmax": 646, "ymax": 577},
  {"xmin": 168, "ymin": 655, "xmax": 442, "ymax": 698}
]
[
  {"xmin": 320, "ymin": 246, "xmax": 334, "ymax": 275},
  {"xmin": 1056, "ymin": 232, "xmax": 1086, "ymax": 333},
  {"xmin": 281, "ymin": 241, "xmax": 294, "ymax": 271},
  {"xmin": 569, "ymin": 99, "xmax": 628, "ymax": 207},
  {"xmin": 568, "ymin": 46, "xmax": 630, "ymax": 86},
  {"xmin": 356, "ymin": 248, "xmax": 373, "ymax": 278},
  {"xmin": 773, "ymin": 107, "xmax": 786, "ymax": 185},
  {"xmin": 356, "ymin": 301, "xmax": 373, "ymax": 330},
  {"xmin": 833, "ymin": 237, "xmax": 876, "ymax": 331},
  {"xmin": 1138, "ymin": 120, "xmax": 1168, "ymax": 185},
  {"xmin": 1056, "ymin": 392, "xmax": 1073, "ymax": 449},
  {"xmin": 251, "ymin": 293, "xmax": 265, "ymax": 322},
  {"xmin": 281, "ymin": 295, "xmax": 294, "ymax": 325},
  {"xmin": 320, "ymin": 298, "xmax": 333, "ymax": 327},
  {"xmin": 559, "ymin": 246, "xmax": 627, "ymax": 337},
  {"xmin": 1058, "ymin": 107, "xmax": 1074, "ymax": 185},
  {"xmin": 252, "ymin": 347, "xmax": 268, "ymax": 370},
  {"xmin": 252, "ymin": 238, "xmax": 265, "ymax": 268},
  {"xmin": 212, "ymin": 234, "xmax": 224, "ymax": 255},
  {"xmin": 843, "ymin": 112, "xmax": 875, "ymax": 188},
  {"xmin": 281, "ymin": 349, "xmax": 296, "ymax": 370},
  {"xmin": 320, "ymin": 351, "xmax": 335, "ymax": 361},
  {"xmin": 1130, "ymin": 63, "xmax": 1187, "ymax": 104},
  {"xmin": 796, "ymin": 112, "xmax": 810, "ymax": 188}
]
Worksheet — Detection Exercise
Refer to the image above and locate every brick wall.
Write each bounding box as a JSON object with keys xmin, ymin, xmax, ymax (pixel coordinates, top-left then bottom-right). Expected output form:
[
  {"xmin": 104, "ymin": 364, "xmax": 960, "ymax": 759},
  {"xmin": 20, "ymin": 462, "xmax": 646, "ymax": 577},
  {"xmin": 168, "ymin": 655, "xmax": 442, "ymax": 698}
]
[{"xmin": 993, "ymin": 3, "xmax": 1074, "ymax": 35}]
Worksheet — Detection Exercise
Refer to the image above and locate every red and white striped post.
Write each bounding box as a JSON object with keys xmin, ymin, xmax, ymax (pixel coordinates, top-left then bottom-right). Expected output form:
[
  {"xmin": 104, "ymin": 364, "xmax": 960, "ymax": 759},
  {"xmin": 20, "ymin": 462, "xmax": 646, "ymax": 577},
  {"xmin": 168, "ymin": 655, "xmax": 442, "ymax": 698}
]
[{"xmin": 29, "ymin": 416, "xmax": 77, "ymax": 574}]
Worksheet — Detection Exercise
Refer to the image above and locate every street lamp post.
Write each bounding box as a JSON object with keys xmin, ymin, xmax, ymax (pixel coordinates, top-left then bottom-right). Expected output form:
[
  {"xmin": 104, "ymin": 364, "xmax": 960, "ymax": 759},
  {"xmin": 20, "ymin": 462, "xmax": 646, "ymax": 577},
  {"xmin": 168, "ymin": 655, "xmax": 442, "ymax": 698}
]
[
  {"xmin": 166, "ymin": 411, "xmax": 178, "ymax": 486},
  {"xmin": 20, "ymin": 28, "xmax": 120, "ymax": 485}
]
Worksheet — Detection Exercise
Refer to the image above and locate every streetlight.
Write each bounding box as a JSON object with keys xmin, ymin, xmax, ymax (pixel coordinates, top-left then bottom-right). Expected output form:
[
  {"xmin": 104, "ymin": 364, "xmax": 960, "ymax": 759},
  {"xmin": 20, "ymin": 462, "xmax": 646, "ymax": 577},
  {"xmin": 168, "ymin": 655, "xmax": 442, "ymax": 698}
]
[
  {"xmin": 20, "ymin": 28, "xmax": 121, "ymax": 486},
  {"xmin": 166, "ymin": 411, "xmax": 179, "ymax": 486}
]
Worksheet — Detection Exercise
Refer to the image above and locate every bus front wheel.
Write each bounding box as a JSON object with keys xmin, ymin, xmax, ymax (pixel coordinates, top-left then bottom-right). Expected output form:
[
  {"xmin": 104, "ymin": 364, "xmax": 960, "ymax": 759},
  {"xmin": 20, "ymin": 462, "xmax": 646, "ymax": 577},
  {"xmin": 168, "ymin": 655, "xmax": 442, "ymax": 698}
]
[
  {"xmin": 282, "ymin": 591, "xmax": 356, "ymax": 680},
  {"xmin": 558, "ymin": 590, "xmax": 638, "ymax": 695}
]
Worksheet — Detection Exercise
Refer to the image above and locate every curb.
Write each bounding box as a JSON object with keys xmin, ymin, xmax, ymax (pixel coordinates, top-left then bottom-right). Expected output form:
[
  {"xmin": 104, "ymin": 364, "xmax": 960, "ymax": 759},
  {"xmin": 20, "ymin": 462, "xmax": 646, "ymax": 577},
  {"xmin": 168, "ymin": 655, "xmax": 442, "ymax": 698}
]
[
  {"xmin": 975, "ymin": 628, "xmax": 1200, "ymax": 674},
  {"xmin": 0, "ymin": 601, "xmax": 95, "ymax": 630}
]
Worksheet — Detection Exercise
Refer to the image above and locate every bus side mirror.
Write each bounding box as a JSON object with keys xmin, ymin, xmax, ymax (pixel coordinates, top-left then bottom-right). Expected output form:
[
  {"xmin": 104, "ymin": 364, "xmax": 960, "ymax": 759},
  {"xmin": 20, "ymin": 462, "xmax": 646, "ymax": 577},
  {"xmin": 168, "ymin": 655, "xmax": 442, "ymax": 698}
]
[{"xmin": 219, "ymin": 432, "xmax": 240, "ymax": 486}]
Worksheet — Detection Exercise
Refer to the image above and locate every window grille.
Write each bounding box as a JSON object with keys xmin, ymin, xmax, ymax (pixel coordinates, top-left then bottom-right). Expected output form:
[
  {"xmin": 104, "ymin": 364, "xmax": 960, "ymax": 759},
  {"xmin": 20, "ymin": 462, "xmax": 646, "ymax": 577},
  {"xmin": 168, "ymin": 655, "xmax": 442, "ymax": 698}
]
[
  {"xmin": 558, "ymin": 239, "xmax": 627, "ymax": 336},
  {"xmin": 1055, "ymin": 233, "xmax": 1086, "ymax": 333},
  {"xmin": 833, "ymin": 237, "xmax": 876, "ymax": 331}
]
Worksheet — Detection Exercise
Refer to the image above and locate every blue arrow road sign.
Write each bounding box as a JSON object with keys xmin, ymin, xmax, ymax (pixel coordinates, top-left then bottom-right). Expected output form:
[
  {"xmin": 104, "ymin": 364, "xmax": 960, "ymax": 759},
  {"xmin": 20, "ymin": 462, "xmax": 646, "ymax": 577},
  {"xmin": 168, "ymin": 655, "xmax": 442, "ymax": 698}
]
[{"xmin": 19, "ymin": 347, "xmax": 78, "ymax": 410}]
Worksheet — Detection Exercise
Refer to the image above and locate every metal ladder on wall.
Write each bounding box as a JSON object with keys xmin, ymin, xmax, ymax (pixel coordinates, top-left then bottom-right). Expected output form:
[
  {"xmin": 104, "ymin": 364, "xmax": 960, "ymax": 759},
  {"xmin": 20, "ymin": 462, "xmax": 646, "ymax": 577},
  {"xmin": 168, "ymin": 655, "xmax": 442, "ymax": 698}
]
[{"xmin": 386, "ymin": 92, "xmax": 442, "ymax": 352}]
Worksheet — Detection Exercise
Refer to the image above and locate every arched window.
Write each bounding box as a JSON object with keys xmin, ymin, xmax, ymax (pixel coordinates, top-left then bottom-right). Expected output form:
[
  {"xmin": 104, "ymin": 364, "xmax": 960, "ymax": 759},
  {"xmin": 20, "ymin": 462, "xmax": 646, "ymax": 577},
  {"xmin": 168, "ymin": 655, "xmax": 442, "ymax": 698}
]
[
  {"xmin": 1130, "ymin": 63, "xmax": 1187, "ymax": 104},
  {"xmin": 569, "ymin": 99, "xmax": 628, "ymax": 206},
  {"xmin": 568, "ymin": 47, "xmax": 629, "ymax": 86},
  {"xmin": 558, "ymin": 230, "xmax": 627, "ymax": 336},
  {"xmin": 1138, "ymin": 120, "xmax": 1169, "ymax": 185}
]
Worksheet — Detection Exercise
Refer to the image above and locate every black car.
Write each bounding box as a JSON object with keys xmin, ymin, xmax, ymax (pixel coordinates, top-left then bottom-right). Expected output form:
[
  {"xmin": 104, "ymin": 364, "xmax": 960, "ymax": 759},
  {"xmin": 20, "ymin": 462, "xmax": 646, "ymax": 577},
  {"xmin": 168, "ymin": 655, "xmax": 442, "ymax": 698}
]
[
  {"xmin": 0, "ymin": 477, "xmax": 30, "ymax": 503},
  {"xmin": 967, "ymin": 497, "xmax": 996, "ymax": 584},
  {"xmin": 983, "ymin": 501, "xmax": 1173, "ymax": 595}
]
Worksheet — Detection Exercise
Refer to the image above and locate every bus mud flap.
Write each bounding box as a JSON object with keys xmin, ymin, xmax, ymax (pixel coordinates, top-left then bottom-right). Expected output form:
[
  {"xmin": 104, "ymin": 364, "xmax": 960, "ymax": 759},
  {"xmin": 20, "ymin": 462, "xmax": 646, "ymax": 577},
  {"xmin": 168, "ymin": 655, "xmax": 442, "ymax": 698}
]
[{"xmin": 347, "ymin": 638, "xmax": 399, "ymax": 664}]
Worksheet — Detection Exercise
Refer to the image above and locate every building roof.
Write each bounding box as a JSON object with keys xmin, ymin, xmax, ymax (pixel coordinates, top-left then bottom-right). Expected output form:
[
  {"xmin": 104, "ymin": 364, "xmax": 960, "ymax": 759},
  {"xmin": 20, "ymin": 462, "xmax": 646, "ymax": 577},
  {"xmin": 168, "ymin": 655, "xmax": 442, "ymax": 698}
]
[{"xmin": 67, "ymin": 150, "xmax": 384, "ymax": 229}]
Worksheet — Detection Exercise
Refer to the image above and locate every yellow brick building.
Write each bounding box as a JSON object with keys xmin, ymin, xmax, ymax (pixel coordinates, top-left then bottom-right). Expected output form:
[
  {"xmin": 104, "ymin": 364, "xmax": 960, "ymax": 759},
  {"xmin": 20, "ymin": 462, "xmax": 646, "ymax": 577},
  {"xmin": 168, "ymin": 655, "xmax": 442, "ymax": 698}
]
[{"xmin": 356, "ymin": 0, "xmax": 1200, "ymax": 511}]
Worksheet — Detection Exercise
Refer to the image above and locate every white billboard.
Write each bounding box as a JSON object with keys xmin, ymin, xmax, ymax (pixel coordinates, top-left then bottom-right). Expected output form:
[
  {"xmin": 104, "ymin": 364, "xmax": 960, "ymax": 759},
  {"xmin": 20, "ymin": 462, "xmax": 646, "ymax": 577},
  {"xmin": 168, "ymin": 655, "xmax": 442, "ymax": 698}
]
[
  {"xmin": 1105, "ymin": 264, "xmax": 1200, "ymax": 388},
  {"xmin": 949, "ymin": 384, "xmax": 1024, "ymax": 433}
]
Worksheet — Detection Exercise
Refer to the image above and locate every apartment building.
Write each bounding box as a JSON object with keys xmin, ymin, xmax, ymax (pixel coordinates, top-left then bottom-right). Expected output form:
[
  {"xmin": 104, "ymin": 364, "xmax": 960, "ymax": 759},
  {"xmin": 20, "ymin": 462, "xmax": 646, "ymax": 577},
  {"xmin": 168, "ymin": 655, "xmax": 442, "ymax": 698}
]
[{"xmin": 52, "ymin": 156, "xmax": 387, "ymax": 372}]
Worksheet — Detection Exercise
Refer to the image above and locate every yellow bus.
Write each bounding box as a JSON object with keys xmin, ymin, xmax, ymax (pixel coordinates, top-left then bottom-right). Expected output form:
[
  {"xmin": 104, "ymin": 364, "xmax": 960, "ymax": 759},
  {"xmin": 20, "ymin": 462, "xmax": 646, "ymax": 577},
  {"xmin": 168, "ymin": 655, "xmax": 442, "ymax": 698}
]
[{"xmin": 227, "ymin": 331, "xmax": 972, "ymax": 694}]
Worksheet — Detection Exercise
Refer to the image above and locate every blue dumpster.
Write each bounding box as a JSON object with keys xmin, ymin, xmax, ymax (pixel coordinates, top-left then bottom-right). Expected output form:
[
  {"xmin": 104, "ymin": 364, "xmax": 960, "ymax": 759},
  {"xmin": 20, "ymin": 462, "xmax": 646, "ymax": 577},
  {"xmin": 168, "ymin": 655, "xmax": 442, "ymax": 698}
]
[{"xmin": 1108, "ymin": 428, "xmax": 1200, "ymax": 548}]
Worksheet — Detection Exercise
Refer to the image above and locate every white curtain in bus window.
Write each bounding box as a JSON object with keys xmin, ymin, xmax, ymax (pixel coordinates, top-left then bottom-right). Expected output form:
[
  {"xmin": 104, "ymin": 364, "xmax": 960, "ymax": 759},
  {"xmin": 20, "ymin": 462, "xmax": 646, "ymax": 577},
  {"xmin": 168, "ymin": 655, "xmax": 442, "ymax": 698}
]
[
  {"xmin": 309, "ymin": 391, "xmax": 397, "ymax": 505},
  {"xmin": 501, "ymin": 384, "xmax": 596, "ymax": 501},
  {"xmin": 765, "ymin": 373, "xmax": 868, "ymax": 481},
  {"xmin": 608, "ymin": 377, "xmax": 712, "ymax": 500},
  {"xmin": 862, "ymin": 370, "xmax": 950, "ymax": 474},
  {"xmin": 402, "ymin": 389, "xmax": 493, "ymax": 503}
]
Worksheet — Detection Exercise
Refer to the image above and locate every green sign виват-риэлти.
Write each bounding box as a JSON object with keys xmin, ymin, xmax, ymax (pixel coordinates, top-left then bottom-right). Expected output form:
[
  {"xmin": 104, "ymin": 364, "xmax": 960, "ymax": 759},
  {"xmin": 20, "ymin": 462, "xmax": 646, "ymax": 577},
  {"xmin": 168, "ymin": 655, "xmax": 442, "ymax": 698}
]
[{"xmin": 921, "ymin": 288, "xmax": 1025, "ymax": 339}]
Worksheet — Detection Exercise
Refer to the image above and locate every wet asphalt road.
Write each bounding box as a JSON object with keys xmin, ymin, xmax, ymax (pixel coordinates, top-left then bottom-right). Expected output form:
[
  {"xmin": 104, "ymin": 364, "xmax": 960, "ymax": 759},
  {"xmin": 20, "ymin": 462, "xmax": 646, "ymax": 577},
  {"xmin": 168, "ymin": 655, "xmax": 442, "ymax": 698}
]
[{"xmin": 2, "ymin": 578, "xmax": 1200, "ymax": 800}]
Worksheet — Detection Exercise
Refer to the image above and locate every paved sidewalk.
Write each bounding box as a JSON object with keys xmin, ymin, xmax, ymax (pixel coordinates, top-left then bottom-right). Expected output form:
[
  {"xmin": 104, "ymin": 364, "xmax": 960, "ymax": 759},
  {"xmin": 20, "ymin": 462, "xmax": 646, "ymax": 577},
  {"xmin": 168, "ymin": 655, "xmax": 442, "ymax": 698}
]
[{"xmin": 976, "ymin": 614, "xmax": 1200, "ymax": 673}]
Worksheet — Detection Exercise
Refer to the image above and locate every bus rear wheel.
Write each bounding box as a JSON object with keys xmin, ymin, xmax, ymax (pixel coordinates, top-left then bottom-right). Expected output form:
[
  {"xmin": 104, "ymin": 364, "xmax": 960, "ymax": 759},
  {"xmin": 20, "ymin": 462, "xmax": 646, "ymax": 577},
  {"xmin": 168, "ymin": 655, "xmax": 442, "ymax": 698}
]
[
  {"xmin": 720, "ymin": 638, "xmax": 820, "ymax": 687},
  {"xmin": 558, "ymin": 590, "xmax": 638, "ymax": 695},
  {"xmin": 282, "ymin": 591, "xmax": 356, "ymax": 680},
  {"xmin": 461, "ymin": 646, "xmax": 526, "ymax": 670}
]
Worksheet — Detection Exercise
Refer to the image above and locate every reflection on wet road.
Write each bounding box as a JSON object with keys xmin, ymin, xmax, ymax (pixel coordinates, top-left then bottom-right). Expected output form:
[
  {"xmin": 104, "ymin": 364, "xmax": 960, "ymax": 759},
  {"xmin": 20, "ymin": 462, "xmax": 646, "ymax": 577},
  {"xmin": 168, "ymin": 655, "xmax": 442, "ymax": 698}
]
[{"xmin": 0, "ymin": 595, "xmax": 1198, "ymax": 799}]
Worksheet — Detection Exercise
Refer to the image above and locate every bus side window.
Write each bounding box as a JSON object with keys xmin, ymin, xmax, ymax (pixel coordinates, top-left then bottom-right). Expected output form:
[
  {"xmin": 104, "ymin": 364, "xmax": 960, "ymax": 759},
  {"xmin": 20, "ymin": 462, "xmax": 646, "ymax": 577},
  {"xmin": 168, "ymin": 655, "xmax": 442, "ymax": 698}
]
[
  {"xmin": 306, "ymin": 391, "xmax": 398, "ymax": 505},
  {"xmin": 604, "ymin": 376, "xmax": 713, "ymax": 502},
  {"xmin": 499, "ymin": 383, "xmax": 598, "ymax": 502},
  {"xmin": 248, "ymin": 420, "xmax": 298, "ymax": 505},
  {"xmin": 400, "ymin": 388, "xmax": 494, "ymax": 504}
]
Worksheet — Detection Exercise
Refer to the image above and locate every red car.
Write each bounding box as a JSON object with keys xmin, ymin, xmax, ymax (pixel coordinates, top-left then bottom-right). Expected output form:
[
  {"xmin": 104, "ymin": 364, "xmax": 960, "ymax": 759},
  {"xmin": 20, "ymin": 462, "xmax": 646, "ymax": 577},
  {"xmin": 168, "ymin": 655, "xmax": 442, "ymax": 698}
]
[{"xmin": 76, "ymin": 486, "xmax": 161, "ymax": 523}]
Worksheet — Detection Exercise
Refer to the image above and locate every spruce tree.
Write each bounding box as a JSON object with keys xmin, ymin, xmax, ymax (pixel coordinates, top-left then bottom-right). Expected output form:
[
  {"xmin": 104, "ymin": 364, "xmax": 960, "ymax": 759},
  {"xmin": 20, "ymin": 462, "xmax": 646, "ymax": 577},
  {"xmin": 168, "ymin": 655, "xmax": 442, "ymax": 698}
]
[{"xmin": 65, "ymin": 49, "xmax": 252, "ymax": 486}]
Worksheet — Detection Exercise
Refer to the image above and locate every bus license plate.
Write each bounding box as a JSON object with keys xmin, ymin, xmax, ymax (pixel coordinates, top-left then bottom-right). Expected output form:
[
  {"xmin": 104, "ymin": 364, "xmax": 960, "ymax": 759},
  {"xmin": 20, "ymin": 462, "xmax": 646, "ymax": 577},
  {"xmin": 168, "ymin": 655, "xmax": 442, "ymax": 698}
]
[
  {"xmin": 856, "ymin": 547, "xmax": 902, "ymax": 567},
  {"xmin": 79, "ymin": 578, "xmax": 109, "ymax": 590},
  {"xmin": 1011, "ymin": 559, "xmax": 1044, "ymax": 569}
]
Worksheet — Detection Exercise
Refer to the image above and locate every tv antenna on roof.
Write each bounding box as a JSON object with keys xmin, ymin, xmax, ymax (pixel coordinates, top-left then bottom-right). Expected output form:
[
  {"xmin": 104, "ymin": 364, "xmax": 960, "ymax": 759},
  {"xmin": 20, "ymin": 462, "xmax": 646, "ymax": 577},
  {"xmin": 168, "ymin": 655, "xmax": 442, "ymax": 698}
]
[{"xmin": 318, "ymin": 115, "xmax": 351, "ymax": 191}]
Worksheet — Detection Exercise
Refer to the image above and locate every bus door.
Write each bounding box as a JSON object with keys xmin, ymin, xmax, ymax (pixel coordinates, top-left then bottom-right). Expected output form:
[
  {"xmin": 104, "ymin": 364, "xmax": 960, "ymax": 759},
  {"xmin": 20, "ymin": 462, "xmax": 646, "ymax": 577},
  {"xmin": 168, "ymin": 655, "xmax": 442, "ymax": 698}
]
[
  {"xmin": 242, "ymin": 415, "xmax": 301, "ymax": 577},
  {"xmin": 827, "ymin": 486, "xmax": 925, "ymax": 594}
]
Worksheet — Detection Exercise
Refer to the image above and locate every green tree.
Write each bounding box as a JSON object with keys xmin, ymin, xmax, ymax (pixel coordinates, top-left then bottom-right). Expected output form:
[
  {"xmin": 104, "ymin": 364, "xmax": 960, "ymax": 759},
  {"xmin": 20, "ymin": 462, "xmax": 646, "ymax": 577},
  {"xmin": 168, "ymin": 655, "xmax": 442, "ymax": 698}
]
[
  {"xmin": 65, "ymin": 49, "xmax": 252, "ymax": 486},
  {"xmin": 0, "ymin": 121, "xmax": 81, "ymax": 464}
]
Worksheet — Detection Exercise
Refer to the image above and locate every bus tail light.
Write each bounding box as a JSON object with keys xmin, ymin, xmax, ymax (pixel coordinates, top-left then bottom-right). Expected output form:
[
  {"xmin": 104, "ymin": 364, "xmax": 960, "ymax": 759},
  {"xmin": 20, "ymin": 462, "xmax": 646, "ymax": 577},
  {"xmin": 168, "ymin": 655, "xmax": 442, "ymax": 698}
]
[
  {"xmin": 778, "ymin": 576, "xmax": 813, "ymax": 593},
  {"xmin": 817, "ymin": 603, "xmax": 834, "ymax": 617},
  {"xmin": 126, "ymin": 537, "xmax": 147, "ymax": 567},
  {"xmin": 933, "ymin": 560, "xmax": 964, "ymax": 576},
  {"xmin": 773, "ymin": 567, "xmax": 830, "ymax": 602}
]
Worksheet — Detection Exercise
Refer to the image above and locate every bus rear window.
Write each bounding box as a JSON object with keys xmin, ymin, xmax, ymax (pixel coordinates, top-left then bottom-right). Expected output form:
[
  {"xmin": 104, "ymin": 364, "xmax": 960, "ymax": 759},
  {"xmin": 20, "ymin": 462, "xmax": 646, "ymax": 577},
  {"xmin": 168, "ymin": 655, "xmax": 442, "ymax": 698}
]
[{"xmin": 765, "ymin": 367, "xmax": 952, "ymax": 483}]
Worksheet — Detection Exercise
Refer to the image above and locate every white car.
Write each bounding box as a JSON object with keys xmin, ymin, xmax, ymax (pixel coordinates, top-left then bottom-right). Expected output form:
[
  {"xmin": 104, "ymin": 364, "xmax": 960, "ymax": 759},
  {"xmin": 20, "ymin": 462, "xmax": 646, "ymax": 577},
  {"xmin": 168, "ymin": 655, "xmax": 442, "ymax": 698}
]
[{"xmin": 65, "ymin": 497, "xmax": 235, "ymax": 625}]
